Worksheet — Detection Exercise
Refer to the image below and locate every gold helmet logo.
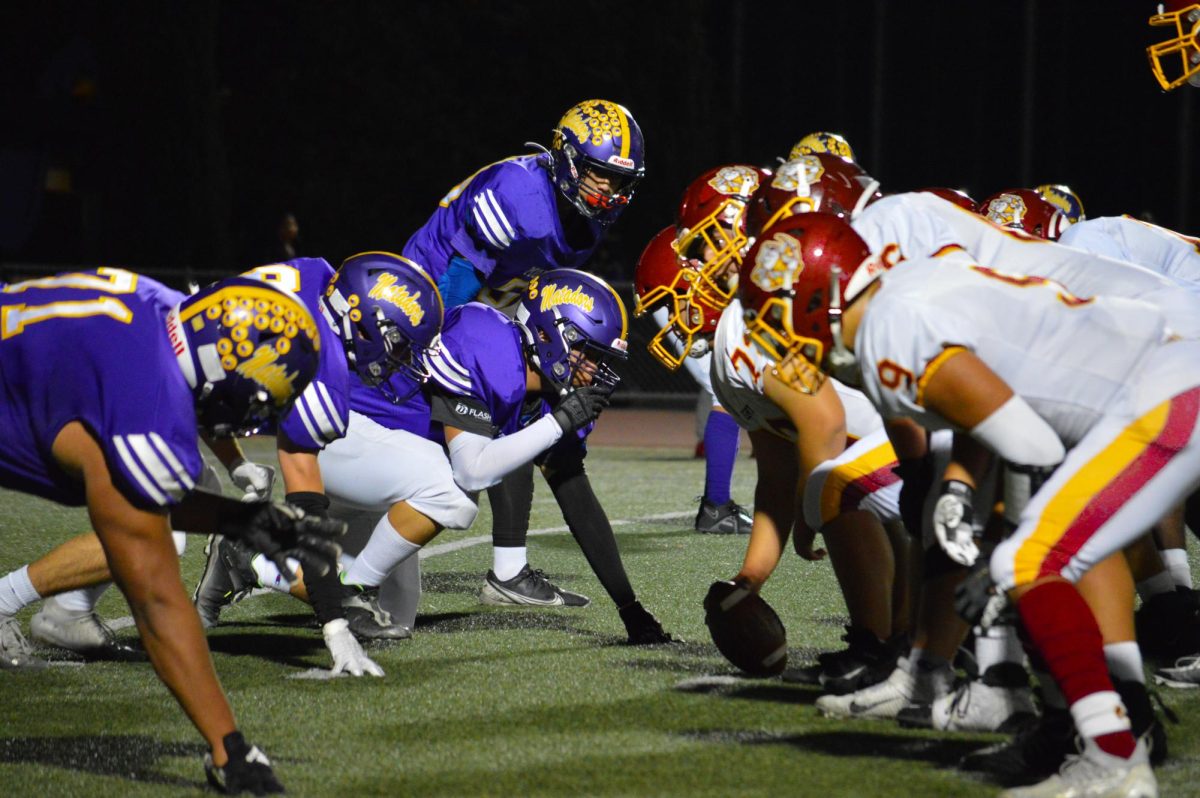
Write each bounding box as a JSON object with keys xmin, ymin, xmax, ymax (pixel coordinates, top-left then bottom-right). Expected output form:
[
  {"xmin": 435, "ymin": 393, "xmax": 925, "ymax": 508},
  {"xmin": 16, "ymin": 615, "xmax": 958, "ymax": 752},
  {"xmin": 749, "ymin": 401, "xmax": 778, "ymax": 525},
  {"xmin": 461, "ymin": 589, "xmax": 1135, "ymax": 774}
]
[
  {"xmin": 750, "ymin": 232, "xmax": 805, "ymax": 293},
  {"xmin": 771, "ymin": 157, "xmax": 825, "ymax": 194},
  {"xmin": 707, "ymin": 165, "xmax": 762, "ymax": 198},
  {"xmin": 982, "ymin": 193, "xmax": 1027, "ymax": 228}
]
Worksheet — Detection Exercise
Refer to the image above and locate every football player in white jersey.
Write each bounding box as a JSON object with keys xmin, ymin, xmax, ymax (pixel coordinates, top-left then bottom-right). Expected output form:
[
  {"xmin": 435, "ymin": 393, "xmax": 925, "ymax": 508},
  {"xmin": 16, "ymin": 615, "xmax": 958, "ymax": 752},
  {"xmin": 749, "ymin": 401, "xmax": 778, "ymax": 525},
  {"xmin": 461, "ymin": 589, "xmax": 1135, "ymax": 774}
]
[
  {"xmin": 740, "ymin": 216, "xmax": 1200, "ymax": 798},
  {"xmin": 1060, "ymin": 215, "xmax": 1200, "ymax": 289},
  {"xmin": 634, "ymin": 212, "xmax": 918, "ymax": 695}
]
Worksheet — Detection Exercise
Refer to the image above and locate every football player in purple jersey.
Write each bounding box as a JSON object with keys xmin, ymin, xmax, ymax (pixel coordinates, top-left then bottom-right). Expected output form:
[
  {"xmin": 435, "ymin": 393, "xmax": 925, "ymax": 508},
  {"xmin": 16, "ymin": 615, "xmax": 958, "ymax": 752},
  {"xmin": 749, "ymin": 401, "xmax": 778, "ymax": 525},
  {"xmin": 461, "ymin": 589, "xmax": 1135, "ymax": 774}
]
[
  {"xmin": 0, "ymin": 269, "xmax": 342, "ymax": 794},
  {"xmin": 402, "ymin": 100, "xmax": 649, "ymax": 611},
  {"xmin": 189, "ymin": 252, "xmax": 444, "ymax": 675},
  {"xmin": 329, "ymin": 270, "xmax": 672, "ymax": 642}
]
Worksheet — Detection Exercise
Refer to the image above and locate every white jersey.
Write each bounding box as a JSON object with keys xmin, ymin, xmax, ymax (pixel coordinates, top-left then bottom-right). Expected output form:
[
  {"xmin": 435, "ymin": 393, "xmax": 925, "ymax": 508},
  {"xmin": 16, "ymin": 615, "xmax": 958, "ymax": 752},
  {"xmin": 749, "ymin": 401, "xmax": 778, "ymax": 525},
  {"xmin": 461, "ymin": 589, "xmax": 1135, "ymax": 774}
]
[
  {"xmin": 856, "ymin": 258, "xmax": 1170, "ymax": 447},
  {"xmin": 853, "ymin": 192, "xmax": 1200, "ymax": 337},
  {"xmin": 1058, "ymin": 216, "xmax": 1200, "ymax": 289},
  {"xmin": 712, "ymin": 298, "xmax": 882, "ymax": 442}
]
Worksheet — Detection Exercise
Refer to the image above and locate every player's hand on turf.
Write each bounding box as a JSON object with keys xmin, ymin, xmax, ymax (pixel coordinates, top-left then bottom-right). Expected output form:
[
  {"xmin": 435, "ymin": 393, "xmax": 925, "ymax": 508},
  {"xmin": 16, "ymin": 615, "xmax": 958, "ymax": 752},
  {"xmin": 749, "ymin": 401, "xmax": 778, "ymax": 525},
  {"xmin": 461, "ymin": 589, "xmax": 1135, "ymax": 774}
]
[
  {"xmin": 228, "ymin": 459, "xmax": 276, "ymax": 502},
  {"xmin": 953, "ymin": 561, "xmax": 1005, "ymax": 627},
  {"xmin": 552, "ymin": 386, "xmax": 610, "ymax": 434},
  {"xmin": 791, "ymin": 521, "xmax": 826, "ymax": 561},
  {"xmin": 221, "ymin": 502, "xmax": 345, "ymax": 585},
  {"xmin": 204, "ymin": 731, "xmax": 285, "ymax": 795},
  {"xmin": 931, "ymin": 480, "xmax": 979, "ymax": 567},
  {"xmin": 323, "ymin": 618, "xmax": 384, "ymax": 677}
]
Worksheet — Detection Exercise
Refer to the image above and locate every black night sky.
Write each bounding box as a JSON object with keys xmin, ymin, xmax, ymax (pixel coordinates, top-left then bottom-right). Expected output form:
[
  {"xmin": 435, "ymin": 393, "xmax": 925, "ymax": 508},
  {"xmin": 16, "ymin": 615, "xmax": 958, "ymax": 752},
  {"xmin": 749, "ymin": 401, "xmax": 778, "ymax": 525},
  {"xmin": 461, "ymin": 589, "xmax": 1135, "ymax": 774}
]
[{"xmin": 1, "ymin": 1, "xmax": 1195, "ymax": 283}]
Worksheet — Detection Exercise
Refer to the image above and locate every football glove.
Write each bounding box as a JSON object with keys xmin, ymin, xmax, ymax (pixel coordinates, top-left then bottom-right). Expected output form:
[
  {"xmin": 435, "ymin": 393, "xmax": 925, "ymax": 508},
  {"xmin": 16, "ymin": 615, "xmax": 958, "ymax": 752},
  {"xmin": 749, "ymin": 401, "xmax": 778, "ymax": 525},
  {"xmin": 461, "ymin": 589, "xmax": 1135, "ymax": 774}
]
[
  {"xmin": 228, "ymin": 459, "xmax": 276, "ymax": 503},
  {"xmin": 552, "ymin": 386, "xmax": 610, "ymax": 435},
  {"xmin": 932, "ymin": 480, "xmax": 979, "ymax": 566},
  {"xmin": 203, "ymin": 731, "xmax": 284, "ymax": 795},
  {"xmin": 322, "ymin": 618, "xmax": 384, "ymax": 677},
  {"xmin": 954, "ymin": 561, "xmax": 1008, "ymax": 629},
  {"xmin": 219, "ymin": 502, "xmax": 345, "ymax": 586}
]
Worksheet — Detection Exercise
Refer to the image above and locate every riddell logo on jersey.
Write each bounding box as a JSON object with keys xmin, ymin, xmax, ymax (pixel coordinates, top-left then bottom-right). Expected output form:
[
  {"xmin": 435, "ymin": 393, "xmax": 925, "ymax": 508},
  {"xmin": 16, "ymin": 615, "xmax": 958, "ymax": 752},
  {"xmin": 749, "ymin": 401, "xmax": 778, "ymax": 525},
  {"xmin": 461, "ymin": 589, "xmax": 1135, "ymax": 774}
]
[
  {"xmin": 166, "ymin": 310, "xmax": 186, "ymax": 357},
  {"xmin": 367, "ymin": 274, "xmax": 426, "ymax": 326},
  {"xmin": 539, "ymin": 283, "xmax": 595, "ymax": 314}
]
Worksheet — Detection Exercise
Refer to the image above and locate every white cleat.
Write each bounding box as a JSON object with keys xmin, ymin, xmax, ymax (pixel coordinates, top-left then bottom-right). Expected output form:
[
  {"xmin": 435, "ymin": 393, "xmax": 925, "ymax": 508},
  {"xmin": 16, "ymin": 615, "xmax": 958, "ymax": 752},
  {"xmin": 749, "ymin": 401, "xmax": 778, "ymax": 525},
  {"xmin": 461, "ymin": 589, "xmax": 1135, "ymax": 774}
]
[
  {"xmin": 1001, "ymin": 738, "xmax": 1157, "ymax": 798},
  {"xmin": 1152, "ymin": 654, "xmax": 1200, "ymax": 689},
  {"xmin": 932, "ymin": 664, "xmax": 1039, "ymax": 733},
  {"xmin": 31, "ymin": 599, "xmax": 145, "ymax": 661},
  {"xmin": 816, "ymin": 657, "xmax": 954, "ymax": 720},
  {"xmin": 0, "ymin": 615, "xmax": 47, "ymax": 670}
]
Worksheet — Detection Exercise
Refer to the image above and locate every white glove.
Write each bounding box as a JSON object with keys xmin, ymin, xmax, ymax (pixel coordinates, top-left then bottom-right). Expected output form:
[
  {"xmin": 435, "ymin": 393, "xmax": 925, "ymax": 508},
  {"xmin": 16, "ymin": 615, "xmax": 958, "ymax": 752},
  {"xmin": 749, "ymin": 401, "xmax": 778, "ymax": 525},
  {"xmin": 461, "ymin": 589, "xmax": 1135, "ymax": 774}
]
[
  {"xmin": 229, "ymin": 459, "xmax": 276, "ymax": 502},
  {"xmin": 932, "ymin": 480, "xmax": 980, "ymax": 567},
  {"xmin": 322, "ymin": 618, "xmax": 384, "ymax": 677}
]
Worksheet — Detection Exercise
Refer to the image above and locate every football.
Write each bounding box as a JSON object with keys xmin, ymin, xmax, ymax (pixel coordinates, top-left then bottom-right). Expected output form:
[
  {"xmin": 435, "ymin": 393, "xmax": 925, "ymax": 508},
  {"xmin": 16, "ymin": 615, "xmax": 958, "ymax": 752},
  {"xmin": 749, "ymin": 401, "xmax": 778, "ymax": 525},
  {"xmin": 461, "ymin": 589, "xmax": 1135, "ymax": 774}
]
[{"xmin": 703, "ymin": 579, "xmax": 788, "ymax": 676}]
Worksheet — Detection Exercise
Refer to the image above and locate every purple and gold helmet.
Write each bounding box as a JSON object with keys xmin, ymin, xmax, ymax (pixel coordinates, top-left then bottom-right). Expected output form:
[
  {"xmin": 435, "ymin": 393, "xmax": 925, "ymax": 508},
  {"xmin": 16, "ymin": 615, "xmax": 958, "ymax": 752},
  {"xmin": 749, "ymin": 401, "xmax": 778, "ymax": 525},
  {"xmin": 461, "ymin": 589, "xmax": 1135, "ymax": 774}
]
[
  {"xmin": 321, "ymin": 251, "xmax": 444, "ymax": 387},
  {"xmin": 1034, "ymin": 184, "xmax": 1086, "ymax": 225},
  {"xmin": 516, "ymin": 268, "xmax": 629, "ymax": 392},
  {"xmin": 168, "ymin": 277, "xmax": 320, "ymax": 437},
  {"xmin": 547, "ymin": 99, "xmax": 645, "ymax": 226}
]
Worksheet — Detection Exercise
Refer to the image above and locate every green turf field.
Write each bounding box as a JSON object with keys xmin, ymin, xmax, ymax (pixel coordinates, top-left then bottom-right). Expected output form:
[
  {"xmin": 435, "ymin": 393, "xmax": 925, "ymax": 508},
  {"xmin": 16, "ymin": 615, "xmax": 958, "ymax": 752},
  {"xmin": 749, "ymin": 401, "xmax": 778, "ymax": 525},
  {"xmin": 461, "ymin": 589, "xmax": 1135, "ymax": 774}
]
[{"xmin": 1, "ymin": 439, "xmax": 1198, "ymax": 796}]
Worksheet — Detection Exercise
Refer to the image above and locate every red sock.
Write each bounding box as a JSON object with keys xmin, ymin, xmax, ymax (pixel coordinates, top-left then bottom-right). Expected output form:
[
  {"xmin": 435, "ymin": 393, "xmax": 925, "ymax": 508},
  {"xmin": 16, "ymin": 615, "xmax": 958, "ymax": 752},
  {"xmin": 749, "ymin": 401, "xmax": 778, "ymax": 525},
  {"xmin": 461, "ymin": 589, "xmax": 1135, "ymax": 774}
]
[{"xmin": 1017, "ymin": 579, "xmax": 1136, "ymax": 758}]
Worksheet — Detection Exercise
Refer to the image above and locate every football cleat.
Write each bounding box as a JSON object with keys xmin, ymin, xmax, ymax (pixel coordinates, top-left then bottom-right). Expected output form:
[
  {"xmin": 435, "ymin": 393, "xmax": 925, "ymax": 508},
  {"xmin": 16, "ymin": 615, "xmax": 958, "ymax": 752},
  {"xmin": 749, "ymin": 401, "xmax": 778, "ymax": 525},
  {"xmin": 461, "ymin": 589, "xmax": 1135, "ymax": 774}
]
[
  {"xmin": 30, "ymin": 599, "xmax": 146, "ymax": 662},
  {"xmin": 340, "ymin": 583, "xmax": 413, "ymax": 640},
  {"xmin": 1115, "ymin": 679, "xmax": 1171, "ymax": 766},
  {"xmin": 703, "ymin": 579, "xmax": 787, "ymax": 676},
  {"xmin": 619, "ymin": 601, "xmax": 676, "ymax": 645},
  {"xmin": 480, "ymin": 565, "xmax": 591, "ymax": 608},
  {"xmin": 815, "ymin": 657, "xmax": 954, "ymax": 720},
  {"xmin": 1154, "ymin": 654, "xmax": 1200, "ymax": 688},
  {"xmin": 192, "ymin": 534, "xmax": 259, "ymax": 629},
  {"xmin": 999, "ymin": 738, "xmax": 1156, "ymax": 798},
  {"xmin": 0, "ymin": 616, "xmax": 47, "ymax": 670},
  {"xmin": 782, "ymin": 626, "xmax": 902, "ymax": 689},
  {"xmin": 958, "ymin": 706, "xmax": 1076, "ymax": 784},
  {"xmin": 694, "ymin": 497, "xmax": 752, "ymax": 535},
  {"xmin": 204, "ymin": 731, "xmax": 285, "ymax": 795},
  {"xmin": 926, "ymin": 663, "xmax": 1038, "ymax": 733}
]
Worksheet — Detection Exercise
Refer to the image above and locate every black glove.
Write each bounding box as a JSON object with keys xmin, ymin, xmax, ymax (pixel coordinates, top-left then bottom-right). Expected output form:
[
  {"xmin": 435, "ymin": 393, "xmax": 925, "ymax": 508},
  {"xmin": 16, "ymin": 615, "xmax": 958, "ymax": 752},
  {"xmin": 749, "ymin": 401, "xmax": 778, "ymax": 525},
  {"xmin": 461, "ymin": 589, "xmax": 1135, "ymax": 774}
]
[
  {"xmin": 219, "ymin": 502, "xmax": 345, "ymax": 586},
  {"xmin": 552, "ymin": 386, "xmax": 610, "ymax": 435},
  {"xmin": 894, "ymin": 454, "xmax": 934, "ymax": 539},
  {"xmin": 204, "ymin": 731, "xmax": 284, "ymax": 795},
  {"xmin": 954, "ymin": 562, "xmax": 997, "ymax": 627}
]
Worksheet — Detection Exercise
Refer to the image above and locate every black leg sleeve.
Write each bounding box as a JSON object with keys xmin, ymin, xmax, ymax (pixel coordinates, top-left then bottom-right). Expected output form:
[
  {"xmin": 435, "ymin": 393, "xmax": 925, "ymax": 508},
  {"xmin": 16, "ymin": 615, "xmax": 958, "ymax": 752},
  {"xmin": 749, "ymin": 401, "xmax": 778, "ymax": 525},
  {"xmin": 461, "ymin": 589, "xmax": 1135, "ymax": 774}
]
[
  {"xmin": 286, "ymin": 491, "xmax": 344, "ymax": 625},
  {"xmin": 544, "ymin": 452, "xmax": 636, "ymax": 609},
  {"xmin": 488, "ymin": 461, "xmax": 536, "ymax": 548}
]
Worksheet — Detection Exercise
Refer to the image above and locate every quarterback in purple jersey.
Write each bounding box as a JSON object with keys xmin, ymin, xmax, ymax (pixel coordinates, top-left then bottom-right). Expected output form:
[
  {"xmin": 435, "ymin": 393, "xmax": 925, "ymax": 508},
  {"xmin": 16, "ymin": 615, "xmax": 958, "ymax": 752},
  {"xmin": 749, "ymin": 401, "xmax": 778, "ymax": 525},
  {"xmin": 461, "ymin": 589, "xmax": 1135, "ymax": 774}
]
[
  {"xmin": 403, "ymin": 99, "xmax": 645, "ymax": 311},
  {"xmin": 0, "ymin": 267, "xmax": 342, "ymax": 793},
  {"xmin": 191, "ymin": 252, "xmax": 444, "ymax": 673}
]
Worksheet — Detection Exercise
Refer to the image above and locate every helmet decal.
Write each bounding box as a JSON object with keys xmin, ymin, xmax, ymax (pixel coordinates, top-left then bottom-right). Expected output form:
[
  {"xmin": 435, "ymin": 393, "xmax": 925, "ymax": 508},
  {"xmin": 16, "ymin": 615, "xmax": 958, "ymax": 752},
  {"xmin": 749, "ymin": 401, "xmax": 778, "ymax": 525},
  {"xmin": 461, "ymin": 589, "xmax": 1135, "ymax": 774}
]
[
  {"xmin": 981, "ymin": 193, "xmax": 1027, "ymax": 228},
  {"xmin": 366, "ymin": 272, "xmax": 429, "ymax": 327},
  {"xmin": 532, "ymin": 277, "xmax": 596, "ymax": 314},
  {"xmin": 750, "ymin": 232, "xmax": 806, "ymax": 294},
  {"xmin": 771, "ymin": 157, "xmax": 824, "ymax": 194},
  {"xmin": 708, "ymin": 165, "xmax": 763, "ymax": 198},
  {"xmin": 556, "ymin": 100, "xmax": 632, "ymax": 158}
]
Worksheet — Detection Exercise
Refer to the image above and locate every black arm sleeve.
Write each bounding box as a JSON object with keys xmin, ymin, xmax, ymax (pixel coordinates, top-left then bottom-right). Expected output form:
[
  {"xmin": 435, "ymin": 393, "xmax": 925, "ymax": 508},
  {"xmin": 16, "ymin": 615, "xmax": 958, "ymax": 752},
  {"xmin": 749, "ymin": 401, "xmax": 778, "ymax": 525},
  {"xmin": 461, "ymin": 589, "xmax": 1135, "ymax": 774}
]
[
  {"xmin": 285, "ymin": 491, "xmax": 343, "ymax": 625},
  {"xmin": 428, "ymin": 390, "xmax": 497, "ymax": 437}
]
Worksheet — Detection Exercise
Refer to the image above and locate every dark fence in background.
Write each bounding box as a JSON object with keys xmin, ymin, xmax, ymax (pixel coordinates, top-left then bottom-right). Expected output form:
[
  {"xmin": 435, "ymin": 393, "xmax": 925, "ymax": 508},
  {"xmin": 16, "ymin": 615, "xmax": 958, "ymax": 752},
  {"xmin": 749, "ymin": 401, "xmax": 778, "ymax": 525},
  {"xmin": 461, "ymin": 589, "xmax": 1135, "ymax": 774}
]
[{"xmin": 0, "ymin": 261, "xmax": 702, "ymax": 407}]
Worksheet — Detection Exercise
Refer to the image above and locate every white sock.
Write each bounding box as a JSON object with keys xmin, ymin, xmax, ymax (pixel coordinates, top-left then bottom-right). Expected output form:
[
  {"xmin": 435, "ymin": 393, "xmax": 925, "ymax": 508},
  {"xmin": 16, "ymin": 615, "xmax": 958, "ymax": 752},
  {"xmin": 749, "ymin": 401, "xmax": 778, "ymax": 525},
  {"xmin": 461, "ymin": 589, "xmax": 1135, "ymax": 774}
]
[
  {"xmin": 344, "ymin": 514, "xmax": 421, "ymax": 587},
  {"xmin": 974, "ymin": 623, "xmax": 1025, "ymax": 672},
  {"xmin": 1071, "ymin": 690, "xmax": 1131, "ymax": 740},
  {"xmin": 1104, "ymin": 641, "xmax": 1145, "ymax": 685},
  {"xmin": 53, "ymin": 583, "xmax": 112, "ymax": 613},
  {"xmin": 1136, "ymin": 569, "xmax": 1177, "ymax": 602},
  {"xmin": 250, "ymin": 555, "xmax": 300, "ymax": 594},
  {"xmin": 0, "ymin": 566, "xmax": 42, "ymax": 617},
  {"xmin": 1161, "ymin": 548, "xmax": 1193, "ymax": 589},
  {"xmin": 492, "ymin": 546, "xmax": 528, "ymax": 581}
]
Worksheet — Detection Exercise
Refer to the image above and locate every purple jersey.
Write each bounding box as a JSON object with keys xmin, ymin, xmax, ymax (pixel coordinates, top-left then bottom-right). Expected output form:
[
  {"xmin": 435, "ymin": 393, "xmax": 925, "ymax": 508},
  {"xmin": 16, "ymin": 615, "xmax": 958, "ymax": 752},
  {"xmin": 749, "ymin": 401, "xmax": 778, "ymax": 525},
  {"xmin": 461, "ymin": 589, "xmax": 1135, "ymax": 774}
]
[
  {"xmin": 0, "ymin": 268, "xmax": 202, "ymax": 508},
  {"xmin": 243, "ymin": 258, "xmax": 349, "ymax": 450},
  {"xmin": 347, "ymin": 369, "xmax": 432, "ymax": 438},
  {"xmin": 402, "ymin": 155, "xmax": 603, "ymax": 302},
  {"xmin": 424, "ymin": 303, "xmax": 527, "ymax": 438}
]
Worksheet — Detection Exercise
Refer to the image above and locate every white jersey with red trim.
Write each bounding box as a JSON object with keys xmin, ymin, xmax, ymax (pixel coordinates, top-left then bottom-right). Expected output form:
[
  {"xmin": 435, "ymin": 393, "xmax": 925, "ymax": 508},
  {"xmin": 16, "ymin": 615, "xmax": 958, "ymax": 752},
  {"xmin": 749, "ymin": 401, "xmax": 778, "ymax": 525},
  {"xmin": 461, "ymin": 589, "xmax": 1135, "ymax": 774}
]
[
  {"xmin": 1058, "ymin": 216, "xmax": 1200, "ymax": 288},
  {"xmin": 712, "ymin": 299, "xmax": 881, "ymax": 442},
  {"xmin": 852, "ymin": 192, "xmax": 1200, "ymax": 338},
  {"xmin": 856, "ymin": 258, "xmax": 1170, "ymax": 447}
]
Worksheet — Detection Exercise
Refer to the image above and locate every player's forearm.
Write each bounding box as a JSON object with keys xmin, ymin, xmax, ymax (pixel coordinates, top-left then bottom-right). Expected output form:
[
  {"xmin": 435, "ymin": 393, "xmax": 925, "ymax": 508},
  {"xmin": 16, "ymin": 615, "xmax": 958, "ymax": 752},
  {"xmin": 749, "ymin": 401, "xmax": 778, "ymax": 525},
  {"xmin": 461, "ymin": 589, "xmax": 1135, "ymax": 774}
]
[
  {"xmin": 446, "ymin": 416, "xmax": 562, "ymax": 492},
  {"xmin": 276, "ymin": 444, "xmax": 324, "ymax": 494}
]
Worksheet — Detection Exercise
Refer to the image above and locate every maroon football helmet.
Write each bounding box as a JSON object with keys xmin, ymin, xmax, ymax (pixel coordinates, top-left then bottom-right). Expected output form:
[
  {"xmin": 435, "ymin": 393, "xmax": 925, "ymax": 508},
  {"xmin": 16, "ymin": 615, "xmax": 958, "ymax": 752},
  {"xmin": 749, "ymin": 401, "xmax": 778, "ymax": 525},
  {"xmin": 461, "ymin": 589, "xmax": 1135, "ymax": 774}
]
[
  {"xmin": 739, "ymin": 213, "xmax": 881, "ymax": 394},
  {"xmin": 632, "ymin": 226, "xmax": 723, "ymax": 370},
  {"xmin": 919, "ymin": 188, "xmax": 978, "ymax": 213},
  {"xmin": 744, "ymin": 154, "xmax": 882, "ymax": 240},
  {"xmin": 978, "ymin": 188, "xmax": 1072, "ymax": 240}
]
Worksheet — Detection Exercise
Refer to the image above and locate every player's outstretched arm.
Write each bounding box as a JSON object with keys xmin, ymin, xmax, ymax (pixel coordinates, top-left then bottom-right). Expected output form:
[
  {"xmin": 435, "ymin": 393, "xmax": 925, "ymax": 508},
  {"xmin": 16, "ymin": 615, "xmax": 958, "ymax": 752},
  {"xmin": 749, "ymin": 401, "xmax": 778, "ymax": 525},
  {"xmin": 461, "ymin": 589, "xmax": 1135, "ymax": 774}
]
[
  {"xmin": 50, "ymin": 422, "xmax": 245, "ymax": 770},
  {"xmin": 735, "ymin": 429, "xmax": 801, "ymax": 589}
]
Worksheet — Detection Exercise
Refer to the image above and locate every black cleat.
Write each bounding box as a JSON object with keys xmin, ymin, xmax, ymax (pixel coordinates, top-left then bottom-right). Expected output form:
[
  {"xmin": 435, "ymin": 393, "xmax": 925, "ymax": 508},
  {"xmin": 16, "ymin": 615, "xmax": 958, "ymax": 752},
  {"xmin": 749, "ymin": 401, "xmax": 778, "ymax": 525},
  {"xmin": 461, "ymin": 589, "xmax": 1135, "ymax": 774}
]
[
  {"xmin": 695, "ymin": 497, "xmax": 752, "ymax": 535},
  {"xmin": 1135, "ymin": 587, "xmax": 1200, "ymax": 664},
  {"xmin": 958, "ymin": 706, "xmax": 1075, "ymax": 786},
  {"xmin": 481, "ymin": 565, "xmax": 590, "ymax": 607},
  {"xmin": 192, "ymin": 535, "xmax": 259, "ymax": 629},
  {"xmin": 340, "ymin": 583, "xmax": 411, "ymax": 641}
]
